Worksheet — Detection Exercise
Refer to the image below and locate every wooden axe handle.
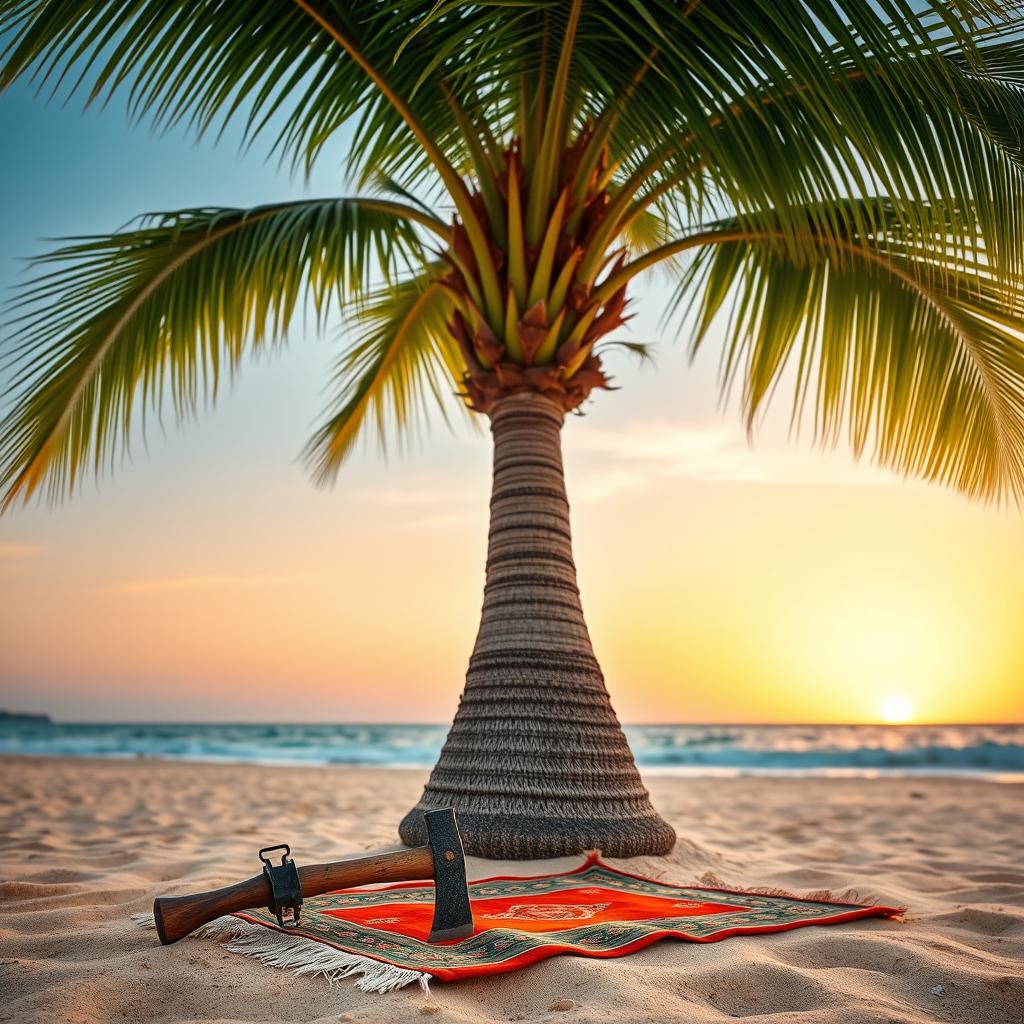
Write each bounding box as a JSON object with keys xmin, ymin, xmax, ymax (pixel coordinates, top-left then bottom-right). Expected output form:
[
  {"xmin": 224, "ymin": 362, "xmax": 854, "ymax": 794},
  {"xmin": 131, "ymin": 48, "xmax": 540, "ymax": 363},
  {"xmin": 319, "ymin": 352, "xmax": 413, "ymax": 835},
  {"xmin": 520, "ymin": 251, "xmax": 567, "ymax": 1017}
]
[{"xmin": 153, "ymin": 846, "xmax": 434, "ymax": 944}]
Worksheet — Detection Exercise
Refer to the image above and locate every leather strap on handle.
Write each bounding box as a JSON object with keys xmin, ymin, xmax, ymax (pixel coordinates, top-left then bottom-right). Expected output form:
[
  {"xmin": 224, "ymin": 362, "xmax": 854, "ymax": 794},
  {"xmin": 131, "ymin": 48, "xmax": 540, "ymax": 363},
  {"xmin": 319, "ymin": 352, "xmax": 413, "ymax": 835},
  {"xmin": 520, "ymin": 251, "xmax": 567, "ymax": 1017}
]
[{"xmin": 153, "ymin": 845, "xmax": 434, "ymax": 944}]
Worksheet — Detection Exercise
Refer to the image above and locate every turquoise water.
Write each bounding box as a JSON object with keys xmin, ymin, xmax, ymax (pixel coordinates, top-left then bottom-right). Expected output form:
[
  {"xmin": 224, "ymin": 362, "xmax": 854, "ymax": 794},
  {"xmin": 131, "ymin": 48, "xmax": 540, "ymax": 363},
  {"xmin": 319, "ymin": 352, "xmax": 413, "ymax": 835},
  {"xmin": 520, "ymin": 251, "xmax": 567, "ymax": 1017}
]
[{"xmin": 1, "ymin": 721, "xmax": 1021, "ymax": 779}]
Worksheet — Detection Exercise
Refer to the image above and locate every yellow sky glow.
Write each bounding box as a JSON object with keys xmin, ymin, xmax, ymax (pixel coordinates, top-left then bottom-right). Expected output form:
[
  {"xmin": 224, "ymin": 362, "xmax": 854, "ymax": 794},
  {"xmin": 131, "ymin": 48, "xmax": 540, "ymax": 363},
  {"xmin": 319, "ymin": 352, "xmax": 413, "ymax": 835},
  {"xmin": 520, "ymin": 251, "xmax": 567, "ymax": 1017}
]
[
  {"xmin": 2, "ymin": 74, "xmax": 1022, "ymax": 727},
  {"xmin": 1, "ymin": 410, "xmax": 1021, "ymax": 724}
]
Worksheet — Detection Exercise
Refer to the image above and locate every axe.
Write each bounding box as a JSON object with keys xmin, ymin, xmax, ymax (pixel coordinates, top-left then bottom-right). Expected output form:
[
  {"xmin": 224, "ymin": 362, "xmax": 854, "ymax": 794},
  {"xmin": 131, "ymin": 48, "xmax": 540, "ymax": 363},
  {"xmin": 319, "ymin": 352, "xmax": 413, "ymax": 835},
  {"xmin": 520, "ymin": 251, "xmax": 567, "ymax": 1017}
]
[{"xmin": 152, "ymin": 808, "xmax": 473, "ymax": 945}]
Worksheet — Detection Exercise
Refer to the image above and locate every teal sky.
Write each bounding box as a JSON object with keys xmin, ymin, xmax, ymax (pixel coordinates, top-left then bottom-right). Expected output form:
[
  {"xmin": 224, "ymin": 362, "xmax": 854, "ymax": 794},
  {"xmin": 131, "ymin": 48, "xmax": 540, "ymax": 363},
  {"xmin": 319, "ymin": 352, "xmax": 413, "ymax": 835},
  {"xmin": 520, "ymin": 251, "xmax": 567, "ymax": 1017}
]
[{"xmin": 1, "ymin": 79, "xmax": 1022, "ymax": 725}]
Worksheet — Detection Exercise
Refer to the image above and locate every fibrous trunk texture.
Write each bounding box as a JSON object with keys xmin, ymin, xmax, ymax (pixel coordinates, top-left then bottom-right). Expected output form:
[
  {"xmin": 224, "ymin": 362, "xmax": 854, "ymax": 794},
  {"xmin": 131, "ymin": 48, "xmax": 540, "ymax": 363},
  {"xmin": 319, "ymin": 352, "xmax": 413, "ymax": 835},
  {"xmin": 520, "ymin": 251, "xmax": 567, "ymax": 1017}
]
[{"xmin": 400, "ymin": 392, "xmax": 675, "ymax": 859}]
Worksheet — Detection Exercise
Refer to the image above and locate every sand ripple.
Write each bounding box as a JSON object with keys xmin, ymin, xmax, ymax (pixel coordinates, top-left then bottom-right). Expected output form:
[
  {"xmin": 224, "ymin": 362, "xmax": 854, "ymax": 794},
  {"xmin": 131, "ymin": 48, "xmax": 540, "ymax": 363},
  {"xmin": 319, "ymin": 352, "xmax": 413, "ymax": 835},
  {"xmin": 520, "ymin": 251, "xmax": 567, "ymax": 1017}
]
[{"xmin": 1, "ymin": 758, "xmax": 1020, "ymax": 1023}]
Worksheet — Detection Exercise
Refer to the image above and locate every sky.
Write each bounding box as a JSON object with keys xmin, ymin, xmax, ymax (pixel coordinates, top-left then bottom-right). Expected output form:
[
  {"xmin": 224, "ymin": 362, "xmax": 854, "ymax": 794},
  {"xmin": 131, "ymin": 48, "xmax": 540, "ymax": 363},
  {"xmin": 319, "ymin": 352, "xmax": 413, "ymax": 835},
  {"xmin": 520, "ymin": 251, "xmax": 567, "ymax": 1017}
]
[{"xmin": 0, "ymin": 81, "xmax": 1022, "ymax": 726}]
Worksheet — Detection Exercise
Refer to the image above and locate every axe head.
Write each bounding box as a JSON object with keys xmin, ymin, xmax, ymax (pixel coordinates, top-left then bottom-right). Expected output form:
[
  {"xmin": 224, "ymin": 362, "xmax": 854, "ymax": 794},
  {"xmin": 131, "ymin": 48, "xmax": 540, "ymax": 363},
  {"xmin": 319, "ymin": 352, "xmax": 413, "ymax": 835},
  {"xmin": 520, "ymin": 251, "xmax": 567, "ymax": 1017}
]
[{"xmin": 423, "ymin": 808, "xmax": 474, "ymax": 942}]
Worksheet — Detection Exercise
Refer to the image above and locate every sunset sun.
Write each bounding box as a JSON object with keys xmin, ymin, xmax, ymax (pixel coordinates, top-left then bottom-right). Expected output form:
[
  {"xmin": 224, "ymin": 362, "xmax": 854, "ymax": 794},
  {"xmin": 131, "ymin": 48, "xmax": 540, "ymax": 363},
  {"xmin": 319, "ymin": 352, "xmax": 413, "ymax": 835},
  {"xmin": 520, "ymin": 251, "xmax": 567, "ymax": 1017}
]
[{"xmin": 879, "ymin": 694, "xmax": 914, "ymax": 724}]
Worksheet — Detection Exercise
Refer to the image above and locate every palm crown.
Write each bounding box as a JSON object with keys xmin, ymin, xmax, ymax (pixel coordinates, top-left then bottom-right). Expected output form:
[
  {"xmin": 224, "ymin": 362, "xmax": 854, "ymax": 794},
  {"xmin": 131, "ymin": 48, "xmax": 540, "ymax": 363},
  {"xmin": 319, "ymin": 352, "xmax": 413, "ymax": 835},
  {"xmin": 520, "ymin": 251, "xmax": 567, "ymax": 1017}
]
[{"xmin": 2, "ymin": 0, "xmax": 1024, "ymax": 506}]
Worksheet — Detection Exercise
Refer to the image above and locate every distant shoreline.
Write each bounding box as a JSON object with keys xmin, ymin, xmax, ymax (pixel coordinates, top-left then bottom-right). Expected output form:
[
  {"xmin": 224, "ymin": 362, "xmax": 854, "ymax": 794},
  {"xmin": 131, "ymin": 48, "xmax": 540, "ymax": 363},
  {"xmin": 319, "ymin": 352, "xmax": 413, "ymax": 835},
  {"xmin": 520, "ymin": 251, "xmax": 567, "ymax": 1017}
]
[{"xmin": 0, "ymin": 709, "xmax": 52, "ymax": 724}]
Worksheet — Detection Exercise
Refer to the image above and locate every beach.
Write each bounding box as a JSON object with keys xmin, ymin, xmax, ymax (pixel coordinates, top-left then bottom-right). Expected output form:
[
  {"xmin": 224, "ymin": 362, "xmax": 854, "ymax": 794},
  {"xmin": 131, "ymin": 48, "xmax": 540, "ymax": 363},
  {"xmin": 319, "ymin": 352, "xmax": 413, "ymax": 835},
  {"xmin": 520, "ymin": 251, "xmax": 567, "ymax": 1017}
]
[{"xmin": 1, "ymin": 757, "xmax": 1021, "ymax": 1023}]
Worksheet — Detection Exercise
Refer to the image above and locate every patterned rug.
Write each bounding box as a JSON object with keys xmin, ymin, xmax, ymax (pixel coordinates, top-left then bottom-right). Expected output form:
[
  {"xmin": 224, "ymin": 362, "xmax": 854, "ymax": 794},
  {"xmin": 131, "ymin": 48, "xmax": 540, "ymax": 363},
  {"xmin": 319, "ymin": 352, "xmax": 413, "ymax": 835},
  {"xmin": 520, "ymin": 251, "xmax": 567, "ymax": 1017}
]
[{"xmin": 165, "ymin": 853, "xmax": 901, "ymax": 992}]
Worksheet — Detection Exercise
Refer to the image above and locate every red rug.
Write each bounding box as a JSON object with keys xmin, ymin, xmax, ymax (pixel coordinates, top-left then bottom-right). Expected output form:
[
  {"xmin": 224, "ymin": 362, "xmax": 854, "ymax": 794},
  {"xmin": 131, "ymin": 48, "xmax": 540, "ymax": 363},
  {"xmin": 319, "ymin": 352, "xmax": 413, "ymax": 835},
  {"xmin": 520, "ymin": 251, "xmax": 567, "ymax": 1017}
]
[{"xmin": 192, "ymin": 853, "xmax": 901, "ymax": 991}]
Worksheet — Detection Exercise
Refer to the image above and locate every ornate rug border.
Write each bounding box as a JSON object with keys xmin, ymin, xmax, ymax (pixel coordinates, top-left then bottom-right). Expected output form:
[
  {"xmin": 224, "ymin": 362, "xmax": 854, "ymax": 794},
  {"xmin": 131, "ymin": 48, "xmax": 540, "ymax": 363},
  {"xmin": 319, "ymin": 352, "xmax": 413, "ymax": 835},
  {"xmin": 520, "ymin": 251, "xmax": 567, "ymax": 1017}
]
[{"xmin": 230, "ymin": 851, "xmax": 904, "ymax": 983}]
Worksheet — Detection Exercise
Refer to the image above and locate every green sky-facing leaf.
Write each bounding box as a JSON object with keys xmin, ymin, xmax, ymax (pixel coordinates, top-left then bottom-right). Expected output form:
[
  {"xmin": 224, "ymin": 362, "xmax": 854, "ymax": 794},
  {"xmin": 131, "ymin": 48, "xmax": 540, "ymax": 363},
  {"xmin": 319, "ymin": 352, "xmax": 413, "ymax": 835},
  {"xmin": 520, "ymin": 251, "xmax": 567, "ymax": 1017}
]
[{"xmin": 1, "ymin": 0, "xmax": 1023, "ymax": 504}]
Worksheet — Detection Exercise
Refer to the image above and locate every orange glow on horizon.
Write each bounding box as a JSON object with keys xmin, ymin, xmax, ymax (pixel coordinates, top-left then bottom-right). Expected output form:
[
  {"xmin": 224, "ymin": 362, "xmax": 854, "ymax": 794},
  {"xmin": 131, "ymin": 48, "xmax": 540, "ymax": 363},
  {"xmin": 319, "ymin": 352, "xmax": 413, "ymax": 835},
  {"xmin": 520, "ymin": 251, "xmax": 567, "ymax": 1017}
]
[{"xmin": 2, "ymin": 441, "xmax": 1022, "ymax": 724}]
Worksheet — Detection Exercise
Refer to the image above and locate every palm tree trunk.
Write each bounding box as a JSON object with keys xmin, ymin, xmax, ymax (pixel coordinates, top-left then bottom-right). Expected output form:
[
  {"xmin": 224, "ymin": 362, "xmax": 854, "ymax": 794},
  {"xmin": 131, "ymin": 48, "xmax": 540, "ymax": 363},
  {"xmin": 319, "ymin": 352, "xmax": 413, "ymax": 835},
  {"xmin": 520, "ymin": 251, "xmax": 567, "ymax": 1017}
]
[{"xmin": 399, "ymin": 391, "xmax": 675, "ymax": 858}]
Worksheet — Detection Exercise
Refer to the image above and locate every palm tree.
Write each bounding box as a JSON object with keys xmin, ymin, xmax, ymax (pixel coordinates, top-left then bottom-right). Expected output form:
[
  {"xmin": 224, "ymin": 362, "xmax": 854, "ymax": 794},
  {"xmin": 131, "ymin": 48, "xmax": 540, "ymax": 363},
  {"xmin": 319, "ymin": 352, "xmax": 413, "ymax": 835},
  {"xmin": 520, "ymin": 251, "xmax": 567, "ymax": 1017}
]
[{"xmin": 2, "ymin": 2, "xmax": 1023, "ymax": 858}]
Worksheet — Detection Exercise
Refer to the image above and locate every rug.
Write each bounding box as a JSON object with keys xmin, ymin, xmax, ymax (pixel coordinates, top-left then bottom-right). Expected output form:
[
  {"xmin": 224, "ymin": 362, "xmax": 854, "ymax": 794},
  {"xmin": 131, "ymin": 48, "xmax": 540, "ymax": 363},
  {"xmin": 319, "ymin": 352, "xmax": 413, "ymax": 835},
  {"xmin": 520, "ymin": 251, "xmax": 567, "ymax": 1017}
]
[{"xmin": 153, "ymin": 853, "xmax": 901, "ymax": 992}]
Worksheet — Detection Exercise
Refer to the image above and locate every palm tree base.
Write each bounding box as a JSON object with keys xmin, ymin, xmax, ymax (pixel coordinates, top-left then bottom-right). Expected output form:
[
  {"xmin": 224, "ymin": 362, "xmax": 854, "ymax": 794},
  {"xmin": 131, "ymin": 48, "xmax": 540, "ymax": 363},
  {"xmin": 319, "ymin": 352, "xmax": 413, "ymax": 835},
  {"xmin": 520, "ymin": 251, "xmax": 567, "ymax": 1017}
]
[
  {"xmin": 398, "ymin": 391, "xmax": 676, "ymax": 861},
  {"xmin": 398, "ymin": 805, "xmax": 676, "ymax": 860}
]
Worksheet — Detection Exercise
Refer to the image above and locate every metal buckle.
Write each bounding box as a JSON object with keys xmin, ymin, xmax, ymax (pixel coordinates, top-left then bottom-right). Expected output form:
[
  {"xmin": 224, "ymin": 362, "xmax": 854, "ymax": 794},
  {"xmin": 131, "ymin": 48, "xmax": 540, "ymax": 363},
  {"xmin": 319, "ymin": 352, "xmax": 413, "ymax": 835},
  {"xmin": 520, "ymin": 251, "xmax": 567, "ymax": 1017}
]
[{"xmin": 258, "ymin": 844, "xmax": 303, "ymax": 928}]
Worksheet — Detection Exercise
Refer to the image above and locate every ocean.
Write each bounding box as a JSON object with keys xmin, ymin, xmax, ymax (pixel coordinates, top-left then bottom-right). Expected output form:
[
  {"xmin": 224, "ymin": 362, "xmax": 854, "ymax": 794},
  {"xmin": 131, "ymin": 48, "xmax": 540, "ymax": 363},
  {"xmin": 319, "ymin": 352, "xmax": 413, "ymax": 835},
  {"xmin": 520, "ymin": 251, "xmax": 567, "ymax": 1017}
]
[{"xmin": 1, "ymin": 720, "xmax": 1021, "ymax": 780}]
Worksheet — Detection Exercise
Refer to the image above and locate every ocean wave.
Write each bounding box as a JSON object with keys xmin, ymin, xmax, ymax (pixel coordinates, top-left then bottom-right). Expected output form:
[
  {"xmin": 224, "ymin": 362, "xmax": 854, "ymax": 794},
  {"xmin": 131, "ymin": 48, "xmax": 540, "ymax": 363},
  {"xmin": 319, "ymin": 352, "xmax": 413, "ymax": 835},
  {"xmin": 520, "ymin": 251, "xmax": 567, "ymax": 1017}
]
[
  {"xmin": 628, "ymin": 740, "xmax": 1024, "ymax": 772},
  {"xmin": 0, "ymin": 721, "xmax": 1020, "ymax": 778}
]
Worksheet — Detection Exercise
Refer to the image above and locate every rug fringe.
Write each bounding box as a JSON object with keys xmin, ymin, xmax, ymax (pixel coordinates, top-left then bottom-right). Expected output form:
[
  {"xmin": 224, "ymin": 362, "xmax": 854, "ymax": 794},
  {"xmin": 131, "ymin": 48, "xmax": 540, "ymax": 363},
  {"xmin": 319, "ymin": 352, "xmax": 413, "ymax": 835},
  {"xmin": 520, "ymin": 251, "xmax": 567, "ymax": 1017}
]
[
  {"xmin": 694, "ymin": 873, "xmax": 904, "ymax": 916},
  {"xmin": 131, "ymin": 912, "xmax": 429, "ymax": 993}
]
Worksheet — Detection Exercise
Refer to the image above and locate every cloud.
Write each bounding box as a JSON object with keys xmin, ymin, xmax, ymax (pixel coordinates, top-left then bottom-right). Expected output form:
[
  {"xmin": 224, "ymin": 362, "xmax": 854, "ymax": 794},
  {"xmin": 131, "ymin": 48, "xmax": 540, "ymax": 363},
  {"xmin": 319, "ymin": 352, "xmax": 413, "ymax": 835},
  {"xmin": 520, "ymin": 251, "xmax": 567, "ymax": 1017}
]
[
  {"xmin": 0, "ymin": 543, "xmax": 41, "ymax": 560},
  {"xmin": 409, "ymin": 512, "xmax": 477, "ymax": 530},
  {"xmin": 352, "ymin": 487, "xmax": 476, "ymax": 528},
  {"xmin": 571, "ymin": 467, "xmax": 655, "ymax": 503},
  {"xmin": 110, "ymin": 574, "xmax": 281, "ymax": 594},
  {"xmin": 355, "ymin": 484, "xmax": 479, "ymax": 508},
  {"xmin": 566, "ymin": 420, "xmax": 892, "ymax": 501},
  {"xmin": 347, "ymin": 421, "xmax": 894, "ymax": 510}
]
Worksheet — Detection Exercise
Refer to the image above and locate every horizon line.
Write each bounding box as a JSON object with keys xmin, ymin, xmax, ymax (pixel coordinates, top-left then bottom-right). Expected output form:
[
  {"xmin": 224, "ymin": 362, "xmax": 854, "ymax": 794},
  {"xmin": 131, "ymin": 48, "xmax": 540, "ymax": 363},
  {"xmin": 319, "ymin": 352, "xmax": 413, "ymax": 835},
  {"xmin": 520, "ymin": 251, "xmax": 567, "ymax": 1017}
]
[{"xmin": 3, "ymin": 716, "xmax": 1021, "ymax": 728}]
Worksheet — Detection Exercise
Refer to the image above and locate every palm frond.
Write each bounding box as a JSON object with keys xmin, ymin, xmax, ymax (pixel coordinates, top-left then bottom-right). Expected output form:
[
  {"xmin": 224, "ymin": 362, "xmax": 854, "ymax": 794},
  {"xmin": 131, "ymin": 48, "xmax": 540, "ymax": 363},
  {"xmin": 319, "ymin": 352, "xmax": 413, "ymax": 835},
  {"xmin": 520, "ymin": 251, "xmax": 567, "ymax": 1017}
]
[
  {"xmin": 605, "ymin": 23, "xmax": 1024, "ymax": 293},
  {"xmin": 618, "ymin": 208, "xmax": 673, "ymax": 256},
  {"xmin": 671, "ymin": 200, "xmax": 1024, "ymax": 502},
  {"xmin": 4, "ymin": 1, "xmax": 1024, "ymax": 506},
  {"xmin": 596, "ymin": 339, "xmax": 655, "ymax": 365},
  {"xmin": 305, "ymin": 264, "xmax": 464, "ymax": 480},
  {"xmin": 0, "ymin": 196, "xmax": 431, "ymax": 507},
  {"xmin": 6, "ymin": 3, "xmax": 1015, "ymax": 203},
  {"xmin": 0, "ymin": 1, "xmax": 480, "ymax": 188}
]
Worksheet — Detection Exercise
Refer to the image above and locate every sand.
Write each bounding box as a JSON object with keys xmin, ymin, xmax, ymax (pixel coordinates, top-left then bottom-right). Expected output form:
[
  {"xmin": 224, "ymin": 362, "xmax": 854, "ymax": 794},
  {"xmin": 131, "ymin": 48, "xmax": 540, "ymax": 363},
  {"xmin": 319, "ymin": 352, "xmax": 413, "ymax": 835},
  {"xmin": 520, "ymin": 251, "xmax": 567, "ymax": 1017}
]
[{"xmin": 1, "ymin": 757, "xmax": 1021, "ymax": 1023}]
